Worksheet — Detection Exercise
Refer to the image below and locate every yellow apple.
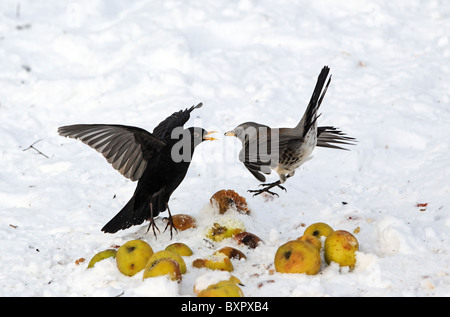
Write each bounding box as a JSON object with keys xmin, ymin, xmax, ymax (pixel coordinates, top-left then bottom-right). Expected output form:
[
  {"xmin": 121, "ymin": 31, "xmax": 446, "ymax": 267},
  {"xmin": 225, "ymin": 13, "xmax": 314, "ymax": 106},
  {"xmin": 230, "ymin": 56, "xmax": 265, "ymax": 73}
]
[
  {"xmin": 193, "ymin": 272, "xmax": 242, "ymax": 295},
  {"xmin": 274, "ymin": 240, "xmax": 321, "ymax": 275},
  {"xmin": 324, "ymin": 230, "xmax": 359, "ymax": 269},
  {"xmin": 214, "ymin": 247, "xmax": 246, "ymax": 260},
  {"xmin": 198, "ymin": 280, "xmax": 244, "ymax": 297},
  {"xmin": 165, "ymin": 242, "xmax": 193, "ymax": 256},
  {"xmin": 116, "ymin": 240, "xmax": 154, "ymax": 276},
  {"xmin": 304, "ymin": 222, "xmax": 334, "ymax": 239},
  {"xmin": 228, "ymin": 275, "xmax": 242, "ymax": 285},
  {"xmin": 146, "ymin": 250, "xmax": 187, "ymax": 274},
  {"xmin": 87, "ymin": 249, "xmax": 117, "ymax": 269},
  {"xmin": 297, "ymin": 234, "xmax": 321, "ymax": 251},
  {"xmin": 142, "ymin": 258, "xmax": 182, "ymax": 282},
  {"xmin": 205, "ymin": 219, "xmax": 245, "ymax": 242},
  {"xmin": 192, "ymin": 254, "xmax": 234, "ymax": 272}
]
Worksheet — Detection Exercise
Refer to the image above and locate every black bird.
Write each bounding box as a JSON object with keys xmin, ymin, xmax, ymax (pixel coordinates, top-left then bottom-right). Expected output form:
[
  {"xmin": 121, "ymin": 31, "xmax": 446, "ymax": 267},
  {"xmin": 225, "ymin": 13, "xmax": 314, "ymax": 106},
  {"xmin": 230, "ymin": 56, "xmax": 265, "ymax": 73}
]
[
  {"xmin": 224, "ymin": 66, "xmax": 356, "ymax": 196},
  {"xmin": 58, "ymin": 103, "xmax": 217, "ymax": 237}
]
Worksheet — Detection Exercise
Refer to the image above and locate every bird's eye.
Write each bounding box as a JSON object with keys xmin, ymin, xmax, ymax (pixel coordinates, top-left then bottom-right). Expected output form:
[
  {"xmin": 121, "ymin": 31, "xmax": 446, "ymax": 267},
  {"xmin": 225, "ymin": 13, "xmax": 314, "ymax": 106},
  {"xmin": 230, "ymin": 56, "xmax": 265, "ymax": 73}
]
[{"xmin": 193, "ymin": 132, "xmax": 200, "ymax": 138}]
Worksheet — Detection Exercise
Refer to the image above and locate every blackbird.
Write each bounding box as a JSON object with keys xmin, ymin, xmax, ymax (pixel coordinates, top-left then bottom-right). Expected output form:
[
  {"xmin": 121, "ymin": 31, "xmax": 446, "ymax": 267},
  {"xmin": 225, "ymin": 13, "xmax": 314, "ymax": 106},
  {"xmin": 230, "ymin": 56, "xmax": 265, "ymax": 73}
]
[
  {"xmin": 225, "ymin": 66, "xmax": 356, "ymax": 196},
  {"xmin": 58, "ymin": 103, "xmax": 217, "ymax": 237}
]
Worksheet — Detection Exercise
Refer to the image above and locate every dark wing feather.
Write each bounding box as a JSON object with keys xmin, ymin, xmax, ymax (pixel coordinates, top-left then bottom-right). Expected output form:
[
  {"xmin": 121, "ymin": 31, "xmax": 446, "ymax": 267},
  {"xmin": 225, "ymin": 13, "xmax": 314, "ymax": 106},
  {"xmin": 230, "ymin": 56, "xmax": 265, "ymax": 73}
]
[
  {"xmin": 243, "ymin": 162, "xmax": 267, "ymax": 182},
  {"xmin": 58, "ymin": 124, "xmax": 165, "ymax": 181},
  {"xmin": 152, "ymin": 103, "xmax": 203, "ymax": 140},
  {"xmin": 239, "ymin": 128, "xmax": 279, "ymax": 181}
]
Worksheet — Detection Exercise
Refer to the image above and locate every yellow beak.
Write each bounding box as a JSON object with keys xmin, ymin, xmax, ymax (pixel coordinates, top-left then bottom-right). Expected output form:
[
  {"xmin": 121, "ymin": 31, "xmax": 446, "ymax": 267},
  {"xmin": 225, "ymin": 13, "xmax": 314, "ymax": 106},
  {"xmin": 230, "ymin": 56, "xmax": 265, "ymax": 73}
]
[
  {"xmin": 224, "ymin": 131, "xmax": 236, "ymax": 137},
  {"xmin": 203, "ymin": 131, "xmax": 218, "ymax": 141}
]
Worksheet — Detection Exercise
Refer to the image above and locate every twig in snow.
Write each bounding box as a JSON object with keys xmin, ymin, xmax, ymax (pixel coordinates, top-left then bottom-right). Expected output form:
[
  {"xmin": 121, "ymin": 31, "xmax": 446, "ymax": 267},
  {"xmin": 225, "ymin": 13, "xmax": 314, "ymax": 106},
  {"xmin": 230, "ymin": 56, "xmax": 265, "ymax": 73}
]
[{"xmin": 23, "ymin": 139, "xmax": 49, "ymax": 159}]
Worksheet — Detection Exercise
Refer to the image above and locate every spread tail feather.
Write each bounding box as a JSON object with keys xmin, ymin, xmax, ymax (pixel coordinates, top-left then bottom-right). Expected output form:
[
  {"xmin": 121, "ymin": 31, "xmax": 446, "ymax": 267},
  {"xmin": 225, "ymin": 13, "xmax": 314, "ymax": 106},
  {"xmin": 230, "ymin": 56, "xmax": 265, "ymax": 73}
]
[
  {"xmin": 296, "ymin": 66, "xmax": 331, "ymax": 136},
  {"xmin": 317, "ymin": 126, "xmax": 356, "ymax": 150}
]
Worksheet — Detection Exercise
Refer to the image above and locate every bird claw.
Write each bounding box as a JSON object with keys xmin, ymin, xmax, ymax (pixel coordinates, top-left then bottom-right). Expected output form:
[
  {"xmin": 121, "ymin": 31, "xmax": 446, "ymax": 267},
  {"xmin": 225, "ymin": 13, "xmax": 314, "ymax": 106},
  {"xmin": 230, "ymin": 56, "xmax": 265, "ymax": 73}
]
[
  {"xmin": 162, "ymin": 204, "xmax": 178, "ymax": 240},
  {"xmin": 248, "ymin": 188, "xmax": 279, "ymax": 197},
  {"xmin": 251, "ymin": 181, "xmax": 287, "ymax": 197},
  {"xmin": 258, "ymin": 182, "xmax": 287, "ymax": 192},
  {"xmin": 163, "ymin": 215, "xmax": 178, "ymax": 239},
  {"xmin": 146, "ymin": 218, "xmax": 160, "ymax": 239}
]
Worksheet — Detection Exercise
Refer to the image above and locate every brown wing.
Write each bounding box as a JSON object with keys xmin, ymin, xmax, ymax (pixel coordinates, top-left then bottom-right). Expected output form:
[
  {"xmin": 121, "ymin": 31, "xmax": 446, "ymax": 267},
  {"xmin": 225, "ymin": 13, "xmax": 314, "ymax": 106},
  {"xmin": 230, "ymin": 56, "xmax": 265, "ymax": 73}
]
[{"xmin": 58, "ymin": 124, "xmax": 165, "ymax": 181}]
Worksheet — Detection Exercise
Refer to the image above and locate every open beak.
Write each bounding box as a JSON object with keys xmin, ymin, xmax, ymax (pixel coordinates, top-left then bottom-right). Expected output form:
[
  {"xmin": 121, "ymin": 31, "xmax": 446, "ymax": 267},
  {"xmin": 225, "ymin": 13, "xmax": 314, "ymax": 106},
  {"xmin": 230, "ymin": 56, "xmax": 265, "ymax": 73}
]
[
  {"xmin": 203, "ymin": 131, "xmax": 218, "ymax": 141},
  {"xmin": 224, "ymin": 131, "xmax": 236, "ymax": 137}
]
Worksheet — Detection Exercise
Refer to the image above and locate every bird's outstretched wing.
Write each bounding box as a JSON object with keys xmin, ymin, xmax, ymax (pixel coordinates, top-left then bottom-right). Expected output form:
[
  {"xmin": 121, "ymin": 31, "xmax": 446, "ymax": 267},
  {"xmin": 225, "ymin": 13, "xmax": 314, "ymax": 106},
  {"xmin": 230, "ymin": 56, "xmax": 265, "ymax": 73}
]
[
  {"xmin": 58, "ymin": 124, "xmax": 165, "ymax": 181},
  {"xmin": 152, "ymin": 103, "xmax": 203, "ymax": 140}
]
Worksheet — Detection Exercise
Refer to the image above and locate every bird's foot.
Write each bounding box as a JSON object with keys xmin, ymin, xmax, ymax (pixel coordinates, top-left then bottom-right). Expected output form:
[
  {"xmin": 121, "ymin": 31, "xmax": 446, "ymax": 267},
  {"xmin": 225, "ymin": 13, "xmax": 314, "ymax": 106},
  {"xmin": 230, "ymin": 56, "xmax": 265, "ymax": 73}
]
[
  {"xmin": 163, "ymin": 214, "xmax": 178, "ymax": 240},
  {"xmin": 259, "ymin": 182, "xmax": 287, "ymax": 192},
  {"xmin": 248, "ymin": 184, "xmax": 281, "ymax": 197},
  {"xmin": 248, "ymin": 187, "xmax": 279, "ymax": 197},
  {"xmin": 248, "ymin": 181, "xmax": 287, "ymax": 197},
  {"xmin": 163, "ymin": 204, "xmax": 178, "ymax": 240},
  {"xmin": 146, "ymin": 218, "xmax": 160, "ymax": 238}
]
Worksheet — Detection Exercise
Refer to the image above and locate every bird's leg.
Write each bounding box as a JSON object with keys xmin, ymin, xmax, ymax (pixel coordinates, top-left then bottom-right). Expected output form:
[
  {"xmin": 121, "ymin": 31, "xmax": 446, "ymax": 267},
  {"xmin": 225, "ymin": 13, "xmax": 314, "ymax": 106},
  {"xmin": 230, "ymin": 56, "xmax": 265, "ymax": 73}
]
[
  {"xmin": 248, "ymin": 175, "xmax": 292, "ymax": 197},
  {"xmin": 146, "ymin": 201, "xmax": 160, "ymax": 238},
  {"xmin": 248, "ymin": 180, "xmax": 283, "ymax": 197},
  {"xmin": 259, "ymin": 181, "xmax": 287, "ymax": 192},
  {"xmin": 163, "ymin": 203, "xmax": 178, "ymax": 239}
]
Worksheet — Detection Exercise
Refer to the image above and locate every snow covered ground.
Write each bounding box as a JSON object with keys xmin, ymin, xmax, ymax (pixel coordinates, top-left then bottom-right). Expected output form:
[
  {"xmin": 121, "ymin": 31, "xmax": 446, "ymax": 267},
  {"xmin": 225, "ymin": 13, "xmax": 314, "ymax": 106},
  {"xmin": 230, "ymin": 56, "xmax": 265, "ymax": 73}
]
[{"xmin": 1, "ymin": 0, "xmax": 449, "ymax": 297}]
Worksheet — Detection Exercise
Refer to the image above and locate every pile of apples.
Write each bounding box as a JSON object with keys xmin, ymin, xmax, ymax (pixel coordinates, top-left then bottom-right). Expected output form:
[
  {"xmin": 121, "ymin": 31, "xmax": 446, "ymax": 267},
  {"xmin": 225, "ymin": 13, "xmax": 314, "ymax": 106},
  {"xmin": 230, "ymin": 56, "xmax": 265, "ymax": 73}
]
[
  {"xmin": 275, "ymin": 222, "xmax": 359, "ymax": 274},
  {"xmin": 86, "ymin": 208, "xmax": 246, "ymax": 297},
  {"xmin": 85, "ymin": 190, "xmax": 360, "ymax": 296},
  {"xmin": 87, "ymin": 237, "xmax": 245, "ymax": 296},
  {"xmin": 88, "ymin": 239, "xmax": 187, "ymax": 279}
]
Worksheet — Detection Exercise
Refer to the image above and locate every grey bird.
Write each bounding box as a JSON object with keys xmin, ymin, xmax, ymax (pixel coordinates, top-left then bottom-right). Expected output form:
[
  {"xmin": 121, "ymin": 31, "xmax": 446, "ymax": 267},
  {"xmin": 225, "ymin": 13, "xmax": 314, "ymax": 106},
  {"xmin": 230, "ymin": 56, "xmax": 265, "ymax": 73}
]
[{"xmin": 224, "ymin": 66, "xmax": 355, "ymax": 196}]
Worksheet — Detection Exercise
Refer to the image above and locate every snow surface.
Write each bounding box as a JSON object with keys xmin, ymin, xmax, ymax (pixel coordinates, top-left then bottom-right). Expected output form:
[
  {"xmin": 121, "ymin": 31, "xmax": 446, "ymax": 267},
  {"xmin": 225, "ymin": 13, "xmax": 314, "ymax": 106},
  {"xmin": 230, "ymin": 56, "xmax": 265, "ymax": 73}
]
[{"xmin": 1, "ymin": 0, "xmax": 450, "ymax": 297}]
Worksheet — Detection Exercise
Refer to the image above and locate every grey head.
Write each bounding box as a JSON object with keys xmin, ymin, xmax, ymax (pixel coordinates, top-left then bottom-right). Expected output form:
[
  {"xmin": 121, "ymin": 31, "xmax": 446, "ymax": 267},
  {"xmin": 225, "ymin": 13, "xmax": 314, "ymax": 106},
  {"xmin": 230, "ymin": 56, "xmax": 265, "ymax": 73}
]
[
  {"xmin": 225, "ymin": 121, "xmax": 279, "ymax": 179},
  {"xmin": 224, "ymin": 122, "xmax": 271, "ymax": 144}
]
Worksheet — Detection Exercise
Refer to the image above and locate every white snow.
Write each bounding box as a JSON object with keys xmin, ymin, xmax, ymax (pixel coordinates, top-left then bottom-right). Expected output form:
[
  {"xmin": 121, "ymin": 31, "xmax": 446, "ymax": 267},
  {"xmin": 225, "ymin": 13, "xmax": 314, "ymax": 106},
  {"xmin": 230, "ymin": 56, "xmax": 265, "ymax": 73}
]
[{"xmin": 1, "ymin": 0, "xmax": 450, "ymax": 297}]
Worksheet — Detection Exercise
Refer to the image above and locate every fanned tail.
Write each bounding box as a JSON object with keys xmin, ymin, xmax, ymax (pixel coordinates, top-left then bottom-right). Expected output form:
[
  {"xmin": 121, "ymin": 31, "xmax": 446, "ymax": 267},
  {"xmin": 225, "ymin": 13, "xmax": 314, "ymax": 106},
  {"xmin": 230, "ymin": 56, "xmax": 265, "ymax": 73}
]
[{"xmin": 317, "ymin": 126, "xmax": 356, "ymax": 150}]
